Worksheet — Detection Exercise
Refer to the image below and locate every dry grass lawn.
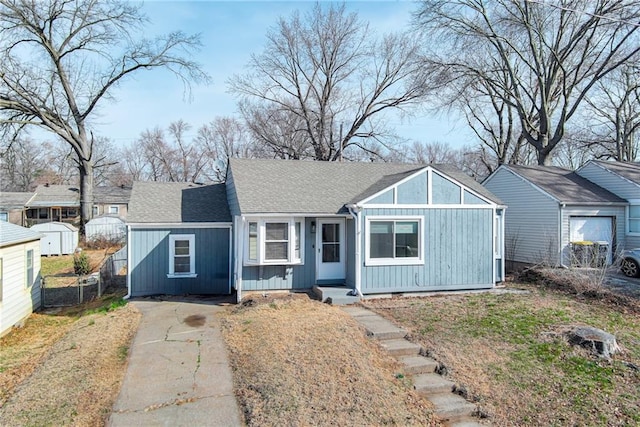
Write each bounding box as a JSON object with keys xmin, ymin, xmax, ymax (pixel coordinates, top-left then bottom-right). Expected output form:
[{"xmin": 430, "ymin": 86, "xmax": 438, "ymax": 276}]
[
  {"xmin": 365, "ymin": 282, "xmax": 640, "ymax": 426},
  {"xmin": 220, "ymin": 294, "xmax": 439, "ymax": 427},
  {"xmin": 0, "ymin": 295, "xmax": 140, "ymax": 426}
]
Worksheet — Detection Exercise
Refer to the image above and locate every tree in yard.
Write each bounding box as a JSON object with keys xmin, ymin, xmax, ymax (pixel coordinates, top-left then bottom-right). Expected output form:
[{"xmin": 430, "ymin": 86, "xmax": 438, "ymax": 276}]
[
  {"xmin": 415, "ymin": 0, "xmax": 640, "ymax": 166},
  {"xmin": 0, "ymin": 136, "xmax": 47, "ymax": 191},
  {"xmin": 229, "ymin": 3, "xmax": 431, "ymax": 161},
  {"xmin": 0, "ymin": 0, "xmax": 209, "ymax": 230}
]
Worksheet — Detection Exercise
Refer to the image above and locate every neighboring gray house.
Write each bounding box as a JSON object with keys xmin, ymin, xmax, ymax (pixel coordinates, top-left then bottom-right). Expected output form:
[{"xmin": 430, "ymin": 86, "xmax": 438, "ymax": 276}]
[
  {"xmin": 127, "ymin": 182, "xmax": 232, "ymax": 296},
  {"xmin": 0, "ymin": 222, "xmax": 42, "ymax": 337},
  {"xmin": 577, "ymin": 161, "xmax": 640, "ymax": 249},
  {"xmin": 25, "ymin": 184, "xmax": 80, "ymax": 225},
  {"xmin": 0, "ymin": 192, "xmax": 35, "ymax": 226},
  {"xmin": 483, "ymin": 164, "xmax": 628, "ymax": 269},
  {"xmin": 126, "ymin": 159, "xmax": 506, "ymax": 300},
  {"xmin": 93, "ymin": 186, "xmax": 132, "ymax": 219}
]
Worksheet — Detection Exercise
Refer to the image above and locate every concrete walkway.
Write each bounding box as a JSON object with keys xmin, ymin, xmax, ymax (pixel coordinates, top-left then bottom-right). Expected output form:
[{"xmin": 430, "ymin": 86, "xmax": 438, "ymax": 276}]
[
  {"xmin": 108, "ymin": 298, "xmax": 242, "ymax": 427},
  {"xmin": 342, "ymin": 306, "xmax": 488, "ymax": 426}
]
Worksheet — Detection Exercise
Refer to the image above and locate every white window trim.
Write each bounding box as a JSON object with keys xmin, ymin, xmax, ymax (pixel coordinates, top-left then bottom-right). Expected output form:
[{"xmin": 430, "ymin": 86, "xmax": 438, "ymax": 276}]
[
  {"xmin": 365, "ymin": 216, "xmax": 424, "ymax": 266},
  {"xmin": 109, "ymin": 205, "xmax": 120, "ymax": 215},
  {"xmin": 627, "ymin": 200, "xmax": 640, "ymax": 236},
  {"xmin": 244, "ymin": 217, "xmax": 304, "ymax": 266},
  {"xmin": 167, "ymin": 234, "xmax": 197, "ymax": 278},
  {"xmin": 26, "ymin": 249, "xmax": 34, "ymax": 288}
]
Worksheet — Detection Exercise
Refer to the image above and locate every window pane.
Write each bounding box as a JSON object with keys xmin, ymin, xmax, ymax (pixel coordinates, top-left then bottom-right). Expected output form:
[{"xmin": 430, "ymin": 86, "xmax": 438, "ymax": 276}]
[
  {"xmin": 265, "ymin": 223, "xmax": 288, "ymax": 240},
  {"xmin": 174, "ymin": 240, "xmax": 190, "ymax": 256},
  {"xmin": 395, "ymin": 222, "xmax": 419, "ymax": 258},
  {"xmin": 248, "ymin": 222, "xmax": 258, "ymax": 260},
  {"xmin": 322, "ymin": 223, "xmax": 338, "ymax": 243},
  {"xmin": 630, "ymin": 205, "xmax": 640, "ymax": 218},
  {"xmin": 174, "ymin": 256, "xmax": 191, "ymax": 273},
  {"xmin": 265, "ymin": 242, "xmax": 288, "ymax": 260},
  {"xmin": 370, "ymin": 221, "xmax": 394, "ymax": 258},
  {"xmin": 295, "ymin": 222, "xmax": 301, "ymax": 259},
  {"xmin": 26, "ymin": 250, "xmax": 33, "ymax": 286},
  {"xmin": 323, "ymin": 243, "xmax": 340, "ymax": 262},
  {"xmin": 630, "ymin": 219, "xmax": 640, "ymax": 233}
]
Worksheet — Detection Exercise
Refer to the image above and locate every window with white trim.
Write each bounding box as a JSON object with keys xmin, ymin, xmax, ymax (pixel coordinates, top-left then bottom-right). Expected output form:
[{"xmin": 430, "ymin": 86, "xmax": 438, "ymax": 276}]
[
  {"xmin": 366, "ymin": 217, "xmax": 423, "ymax": 265},
  {"xmin": 629, "ymin": 204, "xmax": 640, "ymax": 234},
  {"xmin": 26, "ymin": 249, "xmax": 34, "ymax": 287},
  {"xmin": 244, "ymin": 218, "xmax": 304, "ymax": 265},
  {"xmin": 168, "ymin": 234, "xmax": 196, "ymax": 278},
  {"xmin": 109, "ymin": 205, "xmax": 119, "ymax": 215}
]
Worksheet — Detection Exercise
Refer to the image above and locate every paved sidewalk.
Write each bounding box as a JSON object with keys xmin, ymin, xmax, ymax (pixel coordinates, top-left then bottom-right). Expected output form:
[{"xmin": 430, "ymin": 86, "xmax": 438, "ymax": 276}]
[{"xmin": 108, "ymin": 298, "xmax": 242, "ymax": 427}]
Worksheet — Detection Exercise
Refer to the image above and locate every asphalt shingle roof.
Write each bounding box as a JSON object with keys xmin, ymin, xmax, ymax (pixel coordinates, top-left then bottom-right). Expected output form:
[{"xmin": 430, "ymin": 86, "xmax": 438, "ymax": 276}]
[
  {"xmin": 229, "ymin": 158, "xmax": 501, "ymax": 214},
  {"xmin": 506, "ymin": 165, "xmax": 626, "ymax": 204},
  {"xmin": 592, "ymin": 161, "xmax": 640, "ymax": 186},
  {"xmin": 0, "ymin": 192, "xmax": 35, "ymax": 209},
  {"xmin": 29, "ymin": 185, "xmax": 80, "ymax": 207},
  {"xmin": 0, "ymin": 221, "xmax": 42, "ymax": 247},
  {"xmin": 94, "ymin": 186, "xmax": 132, "ymax": 204},
  {"xmin": 127, "ymin": 181, "xmax": 231, "ymax": 223}
]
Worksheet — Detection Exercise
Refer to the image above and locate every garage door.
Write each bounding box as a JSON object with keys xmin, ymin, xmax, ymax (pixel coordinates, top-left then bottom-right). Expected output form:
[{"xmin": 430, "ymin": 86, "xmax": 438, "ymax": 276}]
[{"xmin": 569, "ymin": 217, "xmax": 613, "ymax": 264}]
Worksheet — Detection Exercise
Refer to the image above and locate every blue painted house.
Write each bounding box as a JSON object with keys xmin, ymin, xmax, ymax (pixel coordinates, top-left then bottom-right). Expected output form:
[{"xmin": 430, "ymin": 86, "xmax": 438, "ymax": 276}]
[{"xmin": 127, "ymin": 160, "xmax": 505, "ymax": 302}]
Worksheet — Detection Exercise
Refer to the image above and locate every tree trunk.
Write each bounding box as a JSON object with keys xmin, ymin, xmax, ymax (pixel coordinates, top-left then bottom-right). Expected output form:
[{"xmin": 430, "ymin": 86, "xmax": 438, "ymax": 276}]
[{"xmin": 78, "ymin": 158, "xmax": 94, "ymax": 235}]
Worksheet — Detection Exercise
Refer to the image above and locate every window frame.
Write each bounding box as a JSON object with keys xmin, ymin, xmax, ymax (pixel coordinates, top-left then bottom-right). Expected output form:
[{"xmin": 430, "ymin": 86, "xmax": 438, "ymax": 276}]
[
  {"xmin": 167, "ymin": 234, "xmax": 197, "ymax": 278},
  {"xmin": 0, "ymin": 212, "xmax": 7, "ymax": 222},
  {"xmin": 109, "ymin": 205, "xmax": 120, "ymax": 215},
  {"xmin": 628, "ymin": 200, "xmax": 640, "ymax": 235},
  {"xmin": 365, "ymin": 216, "xmax": 424, "ymax": 266},
  {"xmin": 26, "ymin": 249, "xmax": 34, "ymax": 288},
  {"xmin": 244, "ymin": 218, "xmax": 304, "ymax": 266}
]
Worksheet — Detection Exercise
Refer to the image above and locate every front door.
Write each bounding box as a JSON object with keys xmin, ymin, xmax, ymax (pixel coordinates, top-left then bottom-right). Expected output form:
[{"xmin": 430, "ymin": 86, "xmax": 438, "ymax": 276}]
[{"xmin": 316, "ymin": 218, "xmax": 346, "ymax": 281}]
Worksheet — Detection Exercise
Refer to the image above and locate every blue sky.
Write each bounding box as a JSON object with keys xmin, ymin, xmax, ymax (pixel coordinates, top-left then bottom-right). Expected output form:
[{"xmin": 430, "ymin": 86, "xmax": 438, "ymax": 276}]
[{"xmin": 93, "ymin": 1, "xmax": 473, "ymax": 149}]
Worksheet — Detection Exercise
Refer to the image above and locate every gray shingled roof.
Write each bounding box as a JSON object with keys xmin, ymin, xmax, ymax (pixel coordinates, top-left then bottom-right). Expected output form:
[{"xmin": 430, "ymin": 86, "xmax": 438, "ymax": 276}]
[
  {"xmin": 127, "ymin": 182, "xmax": 231, "ymax": 223},
  {"xmin": 29, "ymin": 184, "xmax": 80, "ymax": 207},
  {"xmin": 506, "ymin": 165, "xmax": 626, "ymax": 204},
  {"xmin": 94, "ymin": 186, "xmax": 131, "ymax": 204},
  {"xmin": 0, "ymin": 192, "xmax": 35, "ymax": 209},
  {"xmin": 592, "ymin": 161, "xmax": 640, "ymax": 186},
  {"xmin": 229, "ymin": 158, "xmax": 501, "ymax": 214},
  {"xmin": 0, "ymin": 221, "xmax": 42, "ymax": 247}
]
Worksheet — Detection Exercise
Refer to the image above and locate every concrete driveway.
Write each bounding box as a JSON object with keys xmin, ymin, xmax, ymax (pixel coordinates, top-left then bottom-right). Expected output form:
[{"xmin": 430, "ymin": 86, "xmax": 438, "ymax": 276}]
[
  {"xmin": 605, "ymin": 272, "xmax": 640, "ymax": 299},
  {"xmin": 108, "ymin": 297, "xmax": 242, "ymax": 427}
]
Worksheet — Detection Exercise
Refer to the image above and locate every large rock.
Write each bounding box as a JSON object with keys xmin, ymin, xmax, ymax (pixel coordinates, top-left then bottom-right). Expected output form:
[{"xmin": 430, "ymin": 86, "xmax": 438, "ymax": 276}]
[{"xmin": 566, "ymin": 326, "xmax": 620, "ymax": 359}]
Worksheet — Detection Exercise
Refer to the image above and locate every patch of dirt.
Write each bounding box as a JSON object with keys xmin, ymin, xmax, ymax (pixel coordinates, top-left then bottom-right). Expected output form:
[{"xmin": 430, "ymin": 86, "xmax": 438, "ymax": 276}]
[
  {"xmin": 0, "ymin": 303, "xmax": 141, "ymax": 426},
  {"xmin": 220, "ymin": 294, "xmax": 439, "ymax": 427}
]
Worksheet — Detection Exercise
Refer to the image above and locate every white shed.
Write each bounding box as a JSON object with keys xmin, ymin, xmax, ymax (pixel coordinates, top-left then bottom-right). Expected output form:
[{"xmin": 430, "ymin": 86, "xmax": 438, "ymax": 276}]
[
  {"xmin": 30, "ymin": 222, "xmax": 79, "ymax": 256},
  {"xmin": 85, "ymin": 216, "xmax": 126, "ymax": 243},
  {"xmin": 0, "ymin": 222, "xmax": 42, "ymax": 337}
]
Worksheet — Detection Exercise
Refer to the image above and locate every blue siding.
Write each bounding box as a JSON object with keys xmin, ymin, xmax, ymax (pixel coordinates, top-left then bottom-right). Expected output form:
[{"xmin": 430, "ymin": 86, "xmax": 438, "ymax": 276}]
[
  {"xmin": 432, "ymin": 173, "xmax": 461, "ymax": 204},
  {"xmin": 464, "ymin": 190, "xmax": 488, "ymax": 205},
  {"xmin": 130, "ymin": 227, "xmax": 230, "ymax": 296},
  {"xmin": 345, "ymin": 217, "xmax": 356, "ymax": 287},
  {"xmin": 241, "ymin": 218, "xmax": 316, "ymax": 291},
  {"xmin": 397, "ymin": 172, "xmax": 428, "ymax": 204},
  {"xmin": 368, "ymin": 189, "xmax": 394, "ymax": 204},
  {"xmin": 360, "ymin": 208, "xmax": 494, "ymax": 293}
]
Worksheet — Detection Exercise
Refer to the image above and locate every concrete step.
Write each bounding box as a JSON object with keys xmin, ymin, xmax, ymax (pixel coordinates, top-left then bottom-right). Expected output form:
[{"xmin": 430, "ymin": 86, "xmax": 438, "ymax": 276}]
[
  {"xmin": 324, "ymin": 296, "xmax": 360, "ymax": 306},
  {"xmin": 355, "ymin": 317, "xmax": 407, "ymax": 340},
  {"xmin": 379, "ymin": 339, "xmax": 421, "ymax": 357},
  {"xmin": 429, "ymin": 393, "xmax": 477, "ymax": 423},
  {"xmin": 313, "ymin": 286, "xmax": 360, "ymax": 305},
  {"xmin": 398, "ymin": 355, "xmax": 438, "ymax": 375},
  {"xmin": 413, "ymin": 373, "xmax": 455, "ymax": 394}
]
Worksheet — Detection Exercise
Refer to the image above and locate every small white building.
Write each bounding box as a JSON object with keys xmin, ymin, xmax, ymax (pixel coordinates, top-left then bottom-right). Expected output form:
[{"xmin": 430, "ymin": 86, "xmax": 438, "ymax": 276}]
[
  {"xmin": 0, "ymin": 222, "xmax": 42, "ymax": 337},
  {"xmin": 30, "ymin": 222, "xmax": 79, "ymax": 256},
  {"xmin": 85, "ymin": 215, "xmax": 126, "ymax": 243}
]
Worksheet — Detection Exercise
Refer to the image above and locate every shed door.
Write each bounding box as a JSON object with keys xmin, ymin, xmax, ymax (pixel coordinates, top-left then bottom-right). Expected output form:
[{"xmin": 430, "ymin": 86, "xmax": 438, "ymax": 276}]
[
  {"xmin": 40, "ymin": 231, "xmax": 62, "ymax": 256},
  {"xmin": 569, "ymin": 216, "xmax": 613, "ymax": 263}
]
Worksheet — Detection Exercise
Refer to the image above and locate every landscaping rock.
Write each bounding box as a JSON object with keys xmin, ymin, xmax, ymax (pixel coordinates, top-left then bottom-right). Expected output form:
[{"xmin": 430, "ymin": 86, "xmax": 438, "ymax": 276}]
[{"xmin": 566, "ymin": 326, "xmax": 620, "ymax": 359}]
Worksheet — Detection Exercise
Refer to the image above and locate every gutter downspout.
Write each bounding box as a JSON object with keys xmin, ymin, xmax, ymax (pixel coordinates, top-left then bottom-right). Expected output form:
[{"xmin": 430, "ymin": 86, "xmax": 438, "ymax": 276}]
[
  {"xmin": 235, "ymin": 216, "xmax": 244, "ymax": 303},
  {"xmin": 124, "ymin": 225, "xmax": 131, "ymax": 299},
  {"xmin": 346, "ymin": 204, "xmax": 362, "ymax": 297},
  {"xmin": 560, "ymin": 203, "xmax": 569, "ymax": 268}
]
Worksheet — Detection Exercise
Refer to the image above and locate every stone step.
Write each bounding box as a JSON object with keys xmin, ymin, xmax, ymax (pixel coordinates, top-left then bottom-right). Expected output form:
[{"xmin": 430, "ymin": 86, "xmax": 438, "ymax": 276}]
[
  {"xmin": 324, "ymin": 296, "xmax": 360, "ymax": 306},
  {"xmin": 413, "ymin": 373, "xmax": 455, "ymax": 395},
  {"xmin": 398, "ymin": 355, "xmax": 438, "ymax": 375},
  {"xmin": 445, "ymin": 418, "xmax": 485, "ymax": 427},
  {"xmin": 429, "ymin": 393, "xmax": 477, "ymax": 423},
  {"xmin": 379, "ymin": 338, "xmax": 421, "ymax": 357}
]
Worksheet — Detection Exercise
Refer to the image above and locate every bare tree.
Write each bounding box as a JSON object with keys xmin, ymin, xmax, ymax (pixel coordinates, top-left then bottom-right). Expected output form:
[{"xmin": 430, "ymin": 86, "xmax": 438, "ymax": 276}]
[
  {"xmin": 230, "ymin": 3, "xmax": 430, "ymax": 161},
  {"xmin": 416, "ymin": 0, "xmax": 640, "ymax": 165},
  {"xmin": 196, "ymin": 116, "xmax": 258, "ymax": 182},
  {"xmin": 584, "ymin": 64, "xmax": 640, "ymax": 161},
  {"xmin": 0, "ymin": 0, "xmax": 209, "ymax": 230},
  {"xmin": 0, "ymin": 136, "xmax": 47, "ymax": 191}
]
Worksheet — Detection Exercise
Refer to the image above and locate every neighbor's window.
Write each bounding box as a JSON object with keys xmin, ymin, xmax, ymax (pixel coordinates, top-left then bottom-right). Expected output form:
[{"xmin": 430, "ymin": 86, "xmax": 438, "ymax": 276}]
[
  {"xmin": 109, "ymin": 206, "xmax": 119, "ymax": 215},
  {"xmin": 630, "ymin": 204, "xmax": 640, "ymax": 234},
  {"xmin": 26, "ymin": 249, "xmax": 34, "ymax": 287},
  {"xmin": 366, "ymin": 218, "xmax": 422, "ymax": 265},
  {"xmin": 62, "ymin": 207, "xmax": 77, "ymax": 218},
  {"xmin": 168, "ymin": 234, "xmax": 196, "ymax": 277},
  {"xmin": 0, "ymin": 212, "xmax": 7, "ymax": 222},
  {"xmin": 92, "ymin": 205, "xmax": 99, "ymax": 216},
  {"xmin": 245, "ymin": 218, "xmax": 304, "ymax": 265}
]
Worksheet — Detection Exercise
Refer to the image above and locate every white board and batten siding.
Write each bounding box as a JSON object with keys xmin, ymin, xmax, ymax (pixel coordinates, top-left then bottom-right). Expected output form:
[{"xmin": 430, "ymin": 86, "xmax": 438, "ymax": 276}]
[
  {"xmin": 484, "ymin": 167, "xmax": 561, "ymax": 265},
  {"xmin": 30, "ymin": 222, "xmax": 79, "ymax": 256},
  {"xmin": 0, "ymin": 238, "xmax": 41, "ymax": 337}
]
